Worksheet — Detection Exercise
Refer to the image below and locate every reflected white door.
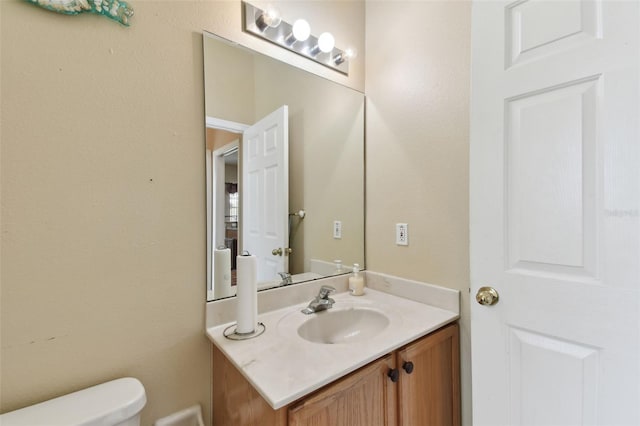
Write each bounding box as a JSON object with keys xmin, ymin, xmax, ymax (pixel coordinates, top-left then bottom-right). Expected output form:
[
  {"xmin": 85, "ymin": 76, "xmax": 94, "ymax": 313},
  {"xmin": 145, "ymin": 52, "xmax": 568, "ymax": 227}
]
[
  {"xmin": 242, "ymin": 105, "xmax": 289, "ymax": 283},
  {"xmin": 470, "ymin": 1, "xmax": 639, "ymax": 425}
]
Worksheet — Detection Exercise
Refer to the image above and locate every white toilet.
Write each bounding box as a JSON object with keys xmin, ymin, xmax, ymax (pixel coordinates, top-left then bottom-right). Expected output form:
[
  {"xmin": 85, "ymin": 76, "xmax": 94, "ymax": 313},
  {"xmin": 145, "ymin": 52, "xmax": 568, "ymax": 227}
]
[{"xmin": 0, "ymin": 377, "xmax": 146, "ymax": 426}]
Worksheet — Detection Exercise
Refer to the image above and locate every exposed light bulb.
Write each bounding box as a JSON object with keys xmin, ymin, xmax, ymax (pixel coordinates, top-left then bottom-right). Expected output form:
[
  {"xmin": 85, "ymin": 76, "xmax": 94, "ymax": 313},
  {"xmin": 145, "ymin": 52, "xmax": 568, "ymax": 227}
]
[
  {"xmin": 256, "ymin": 5, "xmax": 281, "ymax": 31},
  {"xmin": 344, "ymin": 47, "xmax": 358, "ymax": 59},
  {"xmin": 334, "ymin": 47, "xmax": 358, "ymax": 65},
  {"xmin": 264, "ymin": 6, "xmax": 281, "ymax": 27},
  {"xmin": 318, "ymin": 32, "xmax": 335, "ymax": 53},
  {"xmin": 292, "ymin": 19, "xmax": 311, "ymax": 42}
]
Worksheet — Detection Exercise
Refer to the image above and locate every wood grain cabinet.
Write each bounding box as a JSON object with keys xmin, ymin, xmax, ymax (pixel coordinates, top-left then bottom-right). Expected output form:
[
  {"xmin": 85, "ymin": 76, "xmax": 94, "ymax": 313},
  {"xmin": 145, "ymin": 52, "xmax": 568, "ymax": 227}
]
[
  {"xmin": 397, "ymin": 322, "xmax": 460, "ymax": 426},
  {"xmin": 288, "ymin": 353, "xmax": 398, "ymax": 426},
  {"xmin": 212, "ymin": 322, "xmax": 460, "ymax": 426}
]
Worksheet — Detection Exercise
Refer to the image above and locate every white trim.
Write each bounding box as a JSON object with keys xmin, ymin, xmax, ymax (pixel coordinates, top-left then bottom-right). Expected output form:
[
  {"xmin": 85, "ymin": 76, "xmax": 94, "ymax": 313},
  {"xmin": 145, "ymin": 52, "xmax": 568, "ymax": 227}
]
[
  {"xmin": 206, "ymin": 149, "xmax": 213, "ymax": 294},
  {"xmin": 212, "ymin": 141, "xmax": 240, "ymax": 160},
  {"xmin": 206, "ymin": 116, "xmax": 250, "ymax": 133}
]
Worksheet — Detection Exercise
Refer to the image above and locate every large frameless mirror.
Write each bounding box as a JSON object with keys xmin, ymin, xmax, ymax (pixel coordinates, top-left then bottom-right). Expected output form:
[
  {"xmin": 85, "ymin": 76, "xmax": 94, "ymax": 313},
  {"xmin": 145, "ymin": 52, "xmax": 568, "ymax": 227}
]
[{"xmin": 204, "ymin": 32, "xmax": 365, "ymax": 301}]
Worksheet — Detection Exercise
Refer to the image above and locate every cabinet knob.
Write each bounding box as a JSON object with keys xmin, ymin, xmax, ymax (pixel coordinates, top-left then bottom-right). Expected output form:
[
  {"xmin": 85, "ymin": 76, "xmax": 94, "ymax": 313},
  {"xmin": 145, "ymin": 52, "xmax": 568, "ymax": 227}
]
[
  {"xmin": 402, "ymin": 361, "xmax": 414, "ymax": 374},
  {"xmin": 387, "ymin": 368, "xmax": 399, "ymax": 383}
]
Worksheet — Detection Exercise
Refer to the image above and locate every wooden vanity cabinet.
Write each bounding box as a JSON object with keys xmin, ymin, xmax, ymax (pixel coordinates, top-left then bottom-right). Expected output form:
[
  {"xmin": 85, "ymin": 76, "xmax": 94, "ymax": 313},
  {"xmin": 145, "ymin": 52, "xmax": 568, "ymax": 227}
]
[
  {"xmin": 212, "ymin": 322, "xmax": 460, "ymax": 426},
  {"xmin": 212, "ymin": 345, "xmax": 288, "ymax": 425},
  {"xmin": 288, "ymin": 353, "xmax": 397, "ymax": 426},
  {"xmin": 397, "ymin": 322, "xmax": 460, "ymax": 426}
]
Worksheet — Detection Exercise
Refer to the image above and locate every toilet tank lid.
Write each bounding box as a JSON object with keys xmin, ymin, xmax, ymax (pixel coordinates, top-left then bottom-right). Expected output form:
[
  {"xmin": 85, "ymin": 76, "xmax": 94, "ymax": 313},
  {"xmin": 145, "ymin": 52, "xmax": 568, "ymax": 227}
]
[{"xmin": 0, "ymin": 377, "xmax": 146, "ymax": 426}]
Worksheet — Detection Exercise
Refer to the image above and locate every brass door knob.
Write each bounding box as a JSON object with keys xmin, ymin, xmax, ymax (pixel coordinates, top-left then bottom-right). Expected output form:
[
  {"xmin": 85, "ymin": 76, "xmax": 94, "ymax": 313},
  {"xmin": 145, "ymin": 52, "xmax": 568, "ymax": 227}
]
[
  {"xmin": 476, "ymin": 286, "xmax": 499, "ymax": 306},
  {"xmin": 273, "ymin": 247, "xmax": 293, "ymax": 256}
]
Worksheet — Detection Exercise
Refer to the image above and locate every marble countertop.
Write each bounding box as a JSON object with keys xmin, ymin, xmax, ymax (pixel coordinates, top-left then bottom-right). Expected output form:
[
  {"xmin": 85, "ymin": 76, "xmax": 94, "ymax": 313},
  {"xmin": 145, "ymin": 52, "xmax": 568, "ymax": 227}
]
[{"xmin": 206, "ymin": 286, "xmax": 459, "ymax": 409}]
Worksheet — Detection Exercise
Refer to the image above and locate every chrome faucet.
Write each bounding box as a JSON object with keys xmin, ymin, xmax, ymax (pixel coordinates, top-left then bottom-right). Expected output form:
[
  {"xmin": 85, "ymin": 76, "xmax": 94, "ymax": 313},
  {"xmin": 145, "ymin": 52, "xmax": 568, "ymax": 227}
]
[
  {"xmin": 301, "ymin": 285, "xmax": 336, "ymax": 314},
  {"xmin": 278, "ymin": 272, "xmax": 293, "ymax": 286}
]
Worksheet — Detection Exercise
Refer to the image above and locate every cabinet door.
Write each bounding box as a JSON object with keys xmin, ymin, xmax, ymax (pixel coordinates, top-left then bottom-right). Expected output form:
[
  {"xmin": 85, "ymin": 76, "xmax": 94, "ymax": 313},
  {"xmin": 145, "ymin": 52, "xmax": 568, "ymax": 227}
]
[
  {"xmin": 288, "ymin": 353, "xmax": 397, "ymax": 426},
  {"xmin": 397, "ymin": 322, "xmax": 460, "ymax": 426}
]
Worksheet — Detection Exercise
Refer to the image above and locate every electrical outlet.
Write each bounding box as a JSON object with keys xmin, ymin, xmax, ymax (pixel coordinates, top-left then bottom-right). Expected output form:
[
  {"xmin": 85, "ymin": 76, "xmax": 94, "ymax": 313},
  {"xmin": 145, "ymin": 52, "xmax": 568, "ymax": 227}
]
[
  {"xmin": 333, "ymin": 220, "xmax": 342, "ymax": 239},
  {"xmin": 396, "ymin": 223, "xmax": 409, "ymax": 246}
]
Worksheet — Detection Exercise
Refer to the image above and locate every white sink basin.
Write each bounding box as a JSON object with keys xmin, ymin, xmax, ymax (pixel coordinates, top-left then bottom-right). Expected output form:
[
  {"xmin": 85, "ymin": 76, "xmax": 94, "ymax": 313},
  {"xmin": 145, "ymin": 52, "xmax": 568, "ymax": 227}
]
[{"xmin": 297, "ymin": 307, "xmax": 390, "ymax": 344}]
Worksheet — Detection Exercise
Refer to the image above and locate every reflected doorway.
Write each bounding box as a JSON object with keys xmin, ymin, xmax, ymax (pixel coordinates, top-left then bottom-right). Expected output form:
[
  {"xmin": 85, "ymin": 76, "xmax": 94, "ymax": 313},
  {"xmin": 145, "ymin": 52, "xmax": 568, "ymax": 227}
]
[{"xmin": 205, "ymin": 118, "xmax": 247, "ymax": 300}]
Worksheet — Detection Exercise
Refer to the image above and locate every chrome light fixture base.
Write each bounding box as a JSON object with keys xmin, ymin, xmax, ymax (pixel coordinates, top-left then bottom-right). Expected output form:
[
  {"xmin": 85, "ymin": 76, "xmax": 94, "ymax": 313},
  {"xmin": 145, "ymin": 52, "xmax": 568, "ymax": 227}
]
[{"xmin": 242, "ymin": 1, "xmax": 350, "ymax": 75}]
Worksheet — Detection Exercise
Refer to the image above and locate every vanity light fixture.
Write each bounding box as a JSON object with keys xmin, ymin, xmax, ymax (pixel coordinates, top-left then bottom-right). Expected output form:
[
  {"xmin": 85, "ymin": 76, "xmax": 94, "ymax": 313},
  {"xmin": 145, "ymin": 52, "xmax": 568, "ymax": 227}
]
[{"xmin": 242, "ymin": 1, "xmax": 352, "ymax": 75}]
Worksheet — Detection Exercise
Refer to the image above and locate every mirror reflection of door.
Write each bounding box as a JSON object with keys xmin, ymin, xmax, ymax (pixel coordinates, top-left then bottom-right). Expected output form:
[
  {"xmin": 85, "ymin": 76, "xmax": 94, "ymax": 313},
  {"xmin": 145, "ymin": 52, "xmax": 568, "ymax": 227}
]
[
  {"xmin": 242, "ymin": 105, "xmax": 289, "ymax": 285},
  {"xmin": 206, "ymin": 106, "xmax": 289, "ymax": 300}
]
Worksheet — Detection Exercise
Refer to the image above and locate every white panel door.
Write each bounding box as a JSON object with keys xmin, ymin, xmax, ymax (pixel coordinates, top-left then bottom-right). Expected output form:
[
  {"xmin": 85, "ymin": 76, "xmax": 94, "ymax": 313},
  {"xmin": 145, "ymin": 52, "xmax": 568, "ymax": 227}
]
[
  {"xmin": 242, "ymin": 105, "xmax": 289, "ymax": 283},
  {"xmin": 470, "ymin": 1, "xmax": 639, "ymax": 425}
]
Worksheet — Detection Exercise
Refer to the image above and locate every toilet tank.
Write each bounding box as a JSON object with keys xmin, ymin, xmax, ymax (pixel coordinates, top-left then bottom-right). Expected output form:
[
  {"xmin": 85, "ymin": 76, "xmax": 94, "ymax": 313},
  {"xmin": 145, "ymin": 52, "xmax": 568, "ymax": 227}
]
[{"xmin": 0, "ymin": 377, "xmax": 146, "ymax": 426}]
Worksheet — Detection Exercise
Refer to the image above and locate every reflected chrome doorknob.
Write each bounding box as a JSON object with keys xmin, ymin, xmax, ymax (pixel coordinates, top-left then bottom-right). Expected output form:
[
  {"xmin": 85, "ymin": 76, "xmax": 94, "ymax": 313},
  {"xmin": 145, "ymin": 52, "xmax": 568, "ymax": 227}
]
[
  {"xmin": 476, "ymin": 286, "xmax": 499, "ymax": 306},
  {"xmin": 272, "ymin": 247, "xmax": 293, "ymax": 256}
]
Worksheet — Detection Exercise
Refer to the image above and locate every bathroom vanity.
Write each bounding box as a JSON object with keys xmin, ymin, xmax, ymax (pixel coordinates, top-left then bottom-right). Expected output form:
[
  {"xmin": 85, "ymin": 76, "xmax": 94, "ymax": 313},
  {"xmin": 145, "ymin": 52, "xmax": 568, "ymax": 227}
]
[
  {"xmin": 212, "ymin": 322, "xmax": 459, "ymax": 425},
  {"xmin": 206, "ymin": 272, "xmax": 461, "ymax": 426}
]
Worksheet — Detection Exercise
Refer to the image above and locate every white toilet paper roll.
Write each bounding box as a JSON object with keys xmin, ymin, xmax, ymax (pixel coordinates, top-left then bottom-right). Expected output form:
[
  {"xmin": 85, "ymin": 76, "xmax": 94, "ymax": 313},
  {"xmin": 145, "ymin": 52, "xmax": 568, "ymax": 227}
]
[
  {"xmin": 236, "ymin": 254, "xmax": 257, "ymax": 334},
  {"xmin": 213, "ymin": 248, "xmax": 234, "ymax": 299}
]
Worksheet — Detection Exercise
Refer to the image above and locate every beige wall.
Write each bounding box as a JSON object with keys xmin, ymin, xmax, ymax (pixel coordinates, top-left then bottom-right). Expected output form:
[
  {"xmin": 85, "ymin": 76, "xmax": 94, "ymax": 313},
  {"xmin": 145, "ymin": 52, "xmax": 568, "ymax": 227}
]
[
  {"xmin": 203, "ymin": 38, "xmax": 256, "ymax": 124},
  {"xmin": 1, "ymin": 0, "xmax": 473, "ymax": 423},
  {"xmin": 224, "ymin": 164, "xmax": 238, "ymax": 185},
  {"xmin": 205, "ymin": 128, "xmax": 240, "ymax": 152},
  {"xmin": 365, "ymin": 1, "xmax": 472, "ymax": 424},
  {"xmin": 0, "ymin": 1, "xmax": 364, "ymax": 424}
]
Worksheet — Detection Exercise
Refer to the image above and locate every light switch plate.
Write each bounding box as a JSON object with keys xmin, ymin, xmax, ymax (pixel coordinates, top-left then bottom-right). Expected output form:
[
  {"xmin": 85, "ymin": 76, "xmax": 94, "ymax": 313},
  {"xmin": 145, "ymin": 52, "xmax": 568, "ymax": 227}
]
[{"xmin": 333, "ymin": 220, "xmax": 342, "ymax": 239}]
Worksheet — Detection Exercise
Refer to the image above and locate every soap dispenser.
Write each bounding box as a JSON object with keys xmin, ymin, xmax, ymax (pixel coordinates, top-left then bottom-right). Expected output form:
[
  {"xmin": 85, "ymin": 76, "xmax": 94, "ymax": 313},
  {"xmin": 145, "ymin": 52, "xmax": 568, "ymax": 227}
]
[{"xmin": 349, "ymin": 263, "xmax": 365, "ymax": 296}]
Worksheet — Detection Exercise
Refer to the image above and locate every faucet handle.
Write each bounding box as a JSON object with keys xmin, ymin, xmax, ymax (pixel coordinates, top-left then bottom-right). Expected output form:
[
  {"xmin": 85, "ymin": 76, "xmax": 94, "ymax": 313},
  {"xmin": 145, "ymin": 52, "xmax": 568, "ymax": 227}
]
[
  {"xmin": 318, "ymin": 285, "xmax": 336, "ymax": 298},
  {"xmin": 278, "ymin": 272, "xmax": 293, "ymax": 286}
]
